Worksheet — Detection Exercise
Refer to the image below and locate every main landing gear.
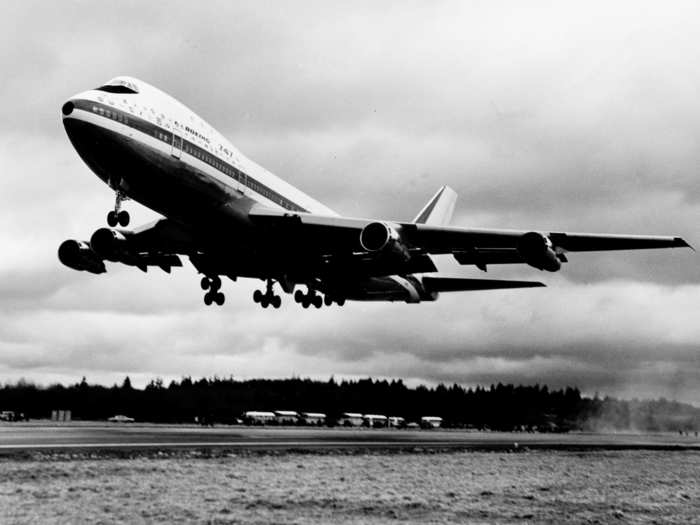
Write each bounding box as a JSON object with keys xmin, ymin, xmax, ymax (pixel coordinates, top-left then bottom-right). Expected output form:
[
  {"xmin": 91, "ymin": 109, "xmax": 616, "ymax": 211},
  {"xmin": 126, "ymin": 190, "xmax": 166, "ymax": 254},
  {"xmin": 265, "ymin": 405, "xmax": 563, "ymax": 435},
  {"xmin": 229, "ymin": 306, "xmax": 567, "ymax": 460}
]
[
  {"xmin": 253, "ymin": 279, "xmax": 281, "ymax": 309},
  {"xmin": 107, "ymin": 192, "xmax": 130, "ymax": 227},
  {"xmin": 293, "ymin": 288, "xmax": 346, "ymax": 308},
  {"xmin": 201, "ymin": 275, "xmax": 225, "ymax": 306}
]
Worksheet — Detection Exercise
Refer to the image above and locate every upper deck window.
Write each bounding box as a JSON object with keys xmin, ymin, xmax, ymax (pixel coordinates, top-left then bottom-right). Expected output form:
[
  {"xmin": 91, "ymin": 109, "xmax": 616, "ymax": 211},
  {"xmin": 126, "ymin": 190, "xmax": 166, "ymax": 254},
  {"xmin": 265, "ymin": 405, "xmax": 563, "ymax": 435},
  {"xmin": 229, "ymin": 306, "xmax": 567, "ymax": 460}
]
[{"xmin": 95, "ymin": 78, "xmax": 139, "ymax": 94}]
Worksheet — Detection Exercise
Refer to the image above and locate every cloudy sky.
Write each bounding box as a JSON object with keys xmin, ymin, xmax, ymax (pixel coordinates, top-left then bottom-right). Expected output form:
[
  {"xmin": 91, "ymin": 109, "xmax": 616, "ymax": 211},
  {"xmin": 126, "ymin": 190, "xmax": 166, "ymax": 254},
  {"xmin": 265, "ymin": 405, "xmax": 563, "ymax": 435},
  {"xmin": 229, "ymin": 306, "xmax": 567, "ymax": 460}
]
[{"xmin": 1, "ymin": 1, "xmax": 699, "ymax": 403}]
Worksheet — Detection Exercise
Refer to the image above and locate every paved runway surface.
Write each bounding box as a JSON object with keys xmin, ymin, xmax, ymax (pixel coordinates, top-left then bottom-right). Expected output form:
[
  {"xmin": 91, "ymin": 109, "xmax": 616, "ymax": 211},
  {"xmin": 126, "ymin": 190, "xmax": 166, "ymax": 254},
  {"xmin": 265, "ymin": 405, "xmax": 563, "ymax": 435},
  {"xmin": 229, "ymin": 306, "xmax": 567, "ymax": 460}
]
[{"xmin": 0, "ymin": 423, "xmax": 698, "ymax": 454}]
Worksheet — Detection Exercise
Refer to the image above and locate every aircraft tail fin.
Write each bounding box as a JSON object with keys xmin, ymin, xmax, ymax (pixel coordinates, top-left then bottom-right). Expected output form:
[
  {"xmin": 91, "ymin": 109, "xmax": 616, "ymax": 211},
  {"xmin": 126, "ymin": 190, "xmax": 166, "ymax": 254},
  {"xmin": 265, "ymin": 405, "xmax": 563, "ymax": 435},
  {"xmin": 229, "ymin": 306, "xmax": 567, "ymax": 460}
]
[{"xmin": 412, "ymin": 186, "xmax": 457, "ymax": 226}]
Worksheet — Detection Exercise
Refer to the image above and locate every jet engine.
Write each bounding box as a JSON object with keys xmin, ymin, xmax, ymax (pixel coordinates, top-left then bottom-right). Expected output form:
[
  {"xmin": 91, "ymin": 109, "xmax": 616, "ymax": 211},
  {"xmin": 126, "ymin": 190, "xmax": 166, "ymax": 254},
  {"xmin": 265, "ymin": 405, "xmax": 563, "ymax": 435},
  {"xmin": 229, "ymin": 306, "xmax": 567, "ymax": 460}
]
[
  {"xmin": 517, "ymin": 232, "xmax": 562, "ymax": 272},
  {"xmin": 58, "ymin": 240, "xmax": 106, "ymax": 274},
  {"xmin": 359, "ymin": 222, "xmax": 411, "ymax": 262},
  {"xmin": 90, "ymin": 227, "xmax": 133, "ymax": 262}
]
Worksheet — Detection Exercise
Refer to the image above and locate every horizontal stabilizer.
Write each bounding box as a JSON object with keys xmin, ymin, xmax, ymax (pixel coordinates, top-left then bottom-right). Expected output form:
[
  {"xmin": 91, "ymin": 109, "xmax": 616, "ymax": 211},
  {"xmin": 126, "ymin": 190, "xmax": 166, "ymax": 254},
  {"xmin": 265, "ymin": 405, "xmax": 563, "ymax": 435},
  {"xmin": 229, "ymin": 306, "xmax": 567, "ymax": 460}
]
[
  {"xmin": 422, "ymin": 276, "xmax": 545, "ymax": 293},
  {"xmin": 413, "ymin": 186, "xmax": 457, "ymax": 226}
]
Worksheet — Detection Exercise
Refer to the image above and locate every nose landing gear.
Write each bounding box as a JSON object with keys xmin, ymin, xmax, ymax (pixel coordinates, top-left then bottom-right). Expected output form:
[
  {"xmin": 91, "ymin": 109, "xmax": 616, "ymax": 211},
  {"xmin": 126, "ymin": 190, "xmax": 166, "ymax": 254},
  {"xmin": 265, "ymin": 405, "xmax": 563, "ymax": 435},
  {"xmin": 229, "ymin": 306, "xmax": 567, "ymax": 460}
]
[
  {"xmin": 107, "ymin": 192, "xmax": 130, "ymax": 227},
  {"xmin": 253, "ymin": 279, "xmax": 281, "ymax": 308},
  {"xmin": 201, "ymin": 275, "xmax": 225, "ymax": 306}
]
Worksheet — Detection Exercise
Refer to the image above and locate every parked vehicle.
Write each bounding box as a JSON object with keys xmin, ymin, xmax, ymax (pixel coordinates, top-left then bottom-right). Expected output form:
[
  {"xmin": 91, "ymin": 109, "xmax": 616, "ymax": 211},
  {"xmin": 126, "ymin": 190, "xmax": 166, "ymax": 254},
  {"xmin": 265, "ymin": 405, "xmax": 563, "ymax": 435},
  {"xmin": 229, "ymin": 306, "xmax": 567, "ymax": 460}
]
[{"xmin": 108, "ymin": 414, "xmax": 135, "ymax": 423}]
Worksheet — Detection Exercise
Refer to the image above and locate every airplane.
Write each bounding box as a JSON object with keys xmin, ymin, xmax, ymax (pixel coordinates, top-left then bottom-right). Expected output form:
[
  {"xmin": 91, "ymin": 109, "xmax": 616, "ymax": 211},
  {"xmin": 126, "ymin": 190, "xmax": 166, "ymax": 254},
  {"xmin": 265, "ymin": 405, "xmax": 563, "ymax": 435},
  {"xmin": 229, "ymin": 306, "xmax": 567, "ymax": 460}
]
[{"xmin": 59, "ymin": 76, "xmax": 691, "ymax": 309}]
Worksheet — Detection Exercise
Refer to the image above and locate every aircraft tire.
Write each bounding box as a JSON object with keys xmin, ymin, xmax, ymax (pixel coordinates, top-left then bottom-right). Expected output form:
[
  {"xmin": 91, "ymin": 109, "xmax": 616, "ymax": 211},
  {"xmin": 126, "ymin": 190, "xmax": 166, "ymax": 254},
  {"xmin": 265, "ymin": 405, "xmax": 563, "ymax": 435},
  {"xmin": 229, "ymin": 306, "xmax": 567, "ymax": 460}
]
[
  {"xmin": 301, "ymin": 299, "xmax": 310, "ymax": 309},
  {"xmin": 324, "ymin": 295, "xmax": 333, "ymax": 307},
  {"xmin": 200, "ymin": 277, "xmax": 210, "ymax": 290},
  {"xmin": 272, "ymin": 295, "xmax": 281, "ymax": 308},
  {"xmin": 214, "ymin": 292, "xmax": 225, "ymax": 306},
  {"xmin": 117, "ymin": 210, "xmax": 130, "ymax": 226},
  {"xmin": 261, "ymin": 298, "xmax": 269, "ymax": 308},
  {"xmin": 107, "ymin": 211, "xmax": 118, "ymax": 227},
  {"xmin": 210, "ymin": 275, "xmax": 221, "ymax": 290},
  {"xmin": 203, "ymin": 292, "xmax": 213, "ymax": 306},
  {"xmin": 337, "ymin": 298, "xmax": 346, "ymax": 307},
  {"xmin": 313, "ymin": 296, "xmax": 322, "ymax": 309},
  {"xmin": 253, "ymin": 290, "xmax": 262, "ymax": 303},
  {"xmin": 294, "ymin": 290, "xmax": 304, "ymax": 303}
]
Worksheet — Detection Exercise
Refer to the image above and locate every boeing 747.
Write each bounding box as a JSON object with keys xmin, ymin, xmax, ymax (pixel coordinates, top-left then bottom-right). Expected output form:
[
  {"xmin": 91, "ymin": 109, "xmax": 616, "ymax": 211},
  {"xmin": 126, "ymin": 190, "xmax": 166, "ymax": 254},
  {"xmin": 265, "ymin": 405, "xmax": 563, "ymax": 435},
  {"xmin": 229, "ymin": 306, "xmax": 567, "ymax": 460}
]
[{"xmin": 59, "ymin": 77, "xmax": 690, "ymax": 308}]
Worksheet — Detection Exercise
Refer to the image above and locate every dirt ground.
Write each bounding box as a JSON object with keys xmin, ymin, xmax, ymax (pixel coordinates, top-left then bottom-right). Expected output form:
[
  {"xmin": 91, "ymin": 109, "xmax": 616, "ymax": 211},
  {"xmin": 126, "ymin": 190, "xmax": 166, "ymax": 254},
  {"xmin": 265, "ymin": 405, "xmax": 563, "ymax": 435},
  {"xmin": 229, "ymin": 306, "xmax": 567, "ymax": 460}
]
[{"xmin": 0, "ymin": 449, "xmax": 697, "ymax": 524}]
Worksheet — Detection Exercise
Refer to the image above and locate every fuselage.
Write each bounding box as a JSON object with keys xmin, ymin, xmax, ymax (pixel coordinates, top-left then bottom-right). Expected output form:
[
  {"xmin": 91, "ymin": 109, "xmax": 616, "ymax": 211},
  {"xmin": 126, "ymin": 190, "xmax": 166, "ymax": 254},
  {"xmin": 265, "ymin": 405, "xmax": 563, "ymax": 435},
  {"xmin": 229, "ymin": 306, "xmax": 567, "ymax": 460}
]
[
  {"xmin": 62, "ymin": 76, "xmax": 337, "ymax": 227},
  {"xmin": 61, "ymin": 76, "xmax": 425, "ymax": 303}
]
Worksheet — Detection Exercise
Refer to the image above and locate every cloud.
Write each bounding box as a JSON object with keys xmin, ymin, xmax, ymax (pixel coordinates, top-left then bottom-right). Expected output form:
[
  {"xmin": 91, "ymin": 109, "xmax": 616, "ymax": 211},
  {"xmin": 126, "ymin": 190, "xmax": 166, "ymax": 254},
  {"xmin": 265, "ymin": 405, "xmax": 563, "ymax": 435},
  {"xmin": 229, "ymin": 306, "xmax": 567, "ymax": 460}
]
[{"xmin": 0, "ymin": 1, "xmax": 698, "ymax": 403}]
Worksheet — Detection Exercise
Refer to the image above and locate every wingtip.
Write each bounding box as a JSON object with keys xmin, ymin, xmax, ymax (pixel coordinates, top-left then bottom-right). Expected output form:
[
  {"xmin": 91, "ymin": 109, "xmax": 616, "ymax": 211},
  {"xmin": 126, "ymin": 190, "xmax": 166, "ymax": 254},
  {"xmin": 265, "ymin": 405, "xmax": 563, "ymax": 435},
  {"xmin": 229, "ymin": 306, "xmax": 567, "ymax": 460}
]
[{"xmin": 675, "ymin": 237, "xmax": 695, "ymax": 251}]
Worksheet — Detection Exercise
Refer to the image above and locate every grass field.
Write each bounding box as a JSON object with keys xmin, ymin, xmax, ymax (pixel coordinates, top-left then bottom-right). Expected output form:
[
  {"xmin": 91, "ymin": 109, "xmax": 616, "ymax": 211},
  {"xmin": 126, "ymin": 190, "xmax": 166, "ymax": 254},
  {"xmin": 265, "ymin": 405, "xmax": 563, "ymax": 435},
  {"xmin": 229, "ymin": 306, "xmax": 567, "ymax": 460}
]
[{"xmin": 0, "ymin": 449, "xmax": 697, "ymax": 524}]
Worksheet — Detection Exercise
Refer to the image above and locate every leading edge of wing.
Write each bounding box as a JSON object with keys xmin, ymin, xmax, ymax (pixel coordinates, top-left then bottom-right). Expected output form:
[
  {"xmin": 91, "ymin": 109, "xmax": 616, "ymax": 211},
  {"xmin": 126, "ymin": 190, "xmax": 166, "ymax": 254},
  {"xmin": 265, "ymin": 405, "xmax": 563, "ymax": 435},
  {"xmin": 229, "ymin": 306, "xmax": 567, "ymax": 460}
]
[{"xmin": 422, "ymin": 276, "xmax": 545, "ymax": 293}]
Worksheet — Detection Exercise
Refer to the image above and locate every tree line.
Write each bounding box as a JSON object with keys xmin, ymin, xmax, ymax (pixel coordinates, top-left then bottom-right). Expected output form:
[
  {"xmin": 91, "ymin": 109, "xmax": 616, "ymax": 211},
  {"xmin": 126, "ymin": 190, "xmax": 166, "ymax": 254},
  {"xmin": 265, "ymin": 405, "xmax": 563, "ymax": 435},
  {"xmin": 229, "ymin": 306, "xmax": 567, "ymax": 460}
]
[{"xmin": 0, "ymin": 376, "xmax": 697, "ymax": 432}]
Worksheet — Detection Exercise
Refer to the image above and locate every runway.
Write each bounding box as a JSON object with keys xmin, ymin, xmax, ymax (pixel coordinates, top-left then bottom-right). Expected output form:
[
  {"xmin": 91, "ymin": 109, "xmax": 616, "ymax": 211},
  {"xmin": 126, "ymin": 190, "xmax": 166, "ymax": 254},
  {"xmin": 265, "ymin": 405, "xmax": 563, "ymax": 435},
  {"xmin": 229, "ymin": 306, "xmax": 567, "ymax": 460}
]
[{"xmin": 0, "ymin": 423, "xmax": 698, "ymax": 455}]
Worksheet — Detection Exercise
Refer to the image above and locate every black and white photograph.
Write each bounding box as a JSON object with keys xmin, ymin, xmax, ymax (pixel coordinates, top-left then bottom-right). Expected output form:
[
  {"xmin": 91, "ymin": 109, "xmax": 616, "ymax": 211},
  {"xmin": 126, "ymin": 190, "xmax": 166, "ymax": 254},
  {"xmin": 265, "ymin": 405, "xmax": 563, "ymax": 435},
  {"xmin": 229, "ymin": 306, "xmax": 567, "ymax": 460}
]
[{"xmin": 0, "ymin": 1, "xmax": 698, "ymax": 523}]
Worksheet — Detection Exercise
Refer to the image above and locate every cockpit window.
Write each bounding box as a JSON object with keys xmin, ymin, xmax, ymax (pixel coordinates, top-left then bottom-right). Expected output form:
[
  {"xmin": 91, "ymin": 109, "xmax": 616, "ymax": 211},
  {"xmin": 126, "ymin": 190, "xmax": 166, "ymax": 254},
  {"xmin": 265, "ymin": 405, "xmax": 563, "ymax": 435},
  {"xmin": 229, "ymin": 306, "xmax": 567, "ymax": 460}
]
[{"xmin": 95, "ymin": 78, "xmax": 139, "ymax": 94}]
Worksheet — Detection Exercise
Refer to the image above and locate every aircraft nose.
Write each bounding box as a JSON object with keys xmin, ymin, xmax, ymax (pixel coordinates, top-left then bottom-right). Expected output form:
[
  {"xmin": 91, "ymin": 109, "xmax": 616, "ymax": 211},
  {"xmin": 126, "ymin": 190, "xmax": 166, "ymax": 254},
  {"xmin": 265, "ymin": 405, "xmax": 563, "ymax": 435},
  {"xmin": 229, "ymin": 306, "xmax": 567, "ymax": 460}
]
[{"xmin": 61, "ymin": 100, "xmax": 75, "ymax": 117}]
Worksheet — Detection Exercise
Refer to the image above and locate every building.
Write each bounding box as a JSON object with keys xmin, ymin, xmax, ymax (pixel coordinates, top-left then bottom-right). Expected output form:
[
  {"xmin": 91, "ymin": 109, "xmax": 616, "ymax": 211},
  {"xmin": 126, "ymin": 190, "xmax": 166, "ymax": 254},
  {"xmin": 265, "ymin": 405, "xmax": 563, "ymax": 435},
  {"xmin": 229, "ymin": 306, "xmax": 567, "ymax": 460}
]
[
  {"xmin": 301, "ymin": 412, "xmax": 326, "ymax": 425},
  {"xmin": 243, "ymin": 411, "xmax": 276, "ymax": 425},
  {"xmin": 363, "ymin": 414, "xmax": 388, "ymax": 428},
  {"xmin": 274, "ymin": 410, "xmax": 299, "ymax": 424},
  {"xmin": 339, "ymin": 412, "xmax": 364, "ymax": 426},
  {"xmin": 420, "ymin": 416, "xmax": 443, "ymax": 428},
  {"xmin": 388, "ymin": 416, "xmax": 405, "ymax": 428}
]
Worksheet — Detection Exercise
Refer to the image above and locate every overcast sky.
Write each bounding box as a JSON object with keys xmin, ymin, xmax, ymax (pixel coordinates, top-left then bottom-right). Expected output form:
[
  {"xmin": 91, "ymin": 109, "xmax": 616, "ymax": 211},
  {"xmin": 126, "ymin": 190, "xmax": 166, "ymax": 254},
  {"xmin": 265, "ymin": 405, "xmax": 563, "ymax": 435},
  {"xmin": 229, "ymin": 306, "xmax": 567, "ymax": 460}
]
[{"xmin": 1, "ymin": 1, "xmax": 699, "ymax": 403}]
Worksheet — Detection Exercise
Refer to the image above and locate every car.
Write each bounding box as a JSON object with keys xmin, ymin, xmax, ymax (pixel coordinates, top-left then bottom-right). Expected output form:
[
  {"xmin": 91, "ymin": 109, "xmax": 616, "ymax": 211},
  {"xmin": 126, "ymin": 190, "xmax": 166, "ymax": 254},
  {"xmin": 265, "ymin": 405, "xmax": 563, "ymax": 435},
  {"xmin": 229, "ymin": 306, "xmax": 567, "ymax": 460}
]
[{"xmin": 108, "ymin": 414, "xmax": 135, "ymax": 423}]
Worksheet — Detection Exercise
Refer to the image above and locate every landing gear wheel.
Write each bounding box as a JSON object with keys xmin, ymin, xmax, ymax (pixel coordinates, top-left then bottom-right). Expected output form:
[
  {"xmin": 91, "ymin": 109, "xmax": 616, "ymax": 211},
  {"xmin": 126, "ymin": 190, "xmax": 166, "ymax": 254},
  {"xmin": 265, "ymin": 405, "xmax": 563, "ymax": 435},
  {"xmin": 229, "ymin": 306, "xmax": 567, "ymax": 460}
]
[
  {"xmin": 261, "ymin": 297, "xmax": 269, "ymax": 308},
  {"xmin": 107, "ymin": 211, "xmax": 118, "ymax": 227},
  {"xmin": 301, "ymin": 300, "xmax": 310, "ymax": 309},
  {"xmin": 214, "ymin": 292, "xmax": 225, "ymax": 306},
  {"xmin": 324, "ymin": 295, "xmax": 333, "ymax": 307},
  {"xmin": 203, "ymin": 292, "xmax": 213, "ymax": 306},
  {"xmin": 294, "ymin": 290, "xmax": 304, "ymax": 303},
  {"xmin": 200, "ymin": 277, "xmax": 210, "ymax": 290},
  {"xmin": 210, "ymin": 275, "xmax": 221, "ymax": 291},
  {"xmin": 253, "ymin": 290, "xmax": 262, "ymax": 303},
  {"xmin": 117, "ymin": 210, "xmax": 130, "ymax": 227},
  {"xmin": 337, "ymin": 298, "xmax": 346, "ymax": 307},
  {"xmin": 313, "ymin": 295, "xmax": 322, "ymax": 309},
  {"xmin": 272, "ymin": 295, "xmax": 281, "ymax": 309}
]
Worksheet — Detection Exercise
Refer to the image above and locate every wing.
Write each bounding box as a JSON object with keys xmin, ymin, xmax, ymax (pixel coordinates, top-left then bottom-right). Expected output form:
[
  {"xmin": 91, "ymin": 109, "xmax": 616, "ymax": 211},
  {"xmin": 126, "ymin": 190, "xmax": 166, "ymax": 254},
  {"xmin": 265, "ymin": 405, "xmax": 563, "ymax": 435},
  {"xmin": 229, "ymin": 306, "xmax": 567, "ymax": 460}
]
[{"xmin": 249, "ymin": 205, "xmax": 690, "ymax": 271}]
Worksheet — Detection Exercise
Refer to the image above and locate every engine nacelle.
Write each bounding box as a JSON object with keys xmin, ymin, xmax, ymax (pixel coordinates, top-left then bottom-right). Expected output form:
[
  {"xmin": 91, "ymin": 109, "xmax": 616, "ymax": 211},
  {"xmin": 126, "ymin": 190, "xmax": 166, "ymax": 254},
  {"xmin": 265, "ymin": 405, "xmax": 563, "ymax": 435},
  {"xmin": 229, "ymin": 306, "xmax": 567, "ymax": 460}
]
[
  {"xmin": 517, "ymin": 232, "xmax": 562, "ymax": 272},
  {"xmin": 58, "ymin": 240, "xmax": 106, "ymax": 274},
  {"xmin": 359, "ymin": 222, "xmax": 411, "ymax": 262},
  {"xmin": 90, "ymin": 228, "xmax": 132, "ymax": 262}
]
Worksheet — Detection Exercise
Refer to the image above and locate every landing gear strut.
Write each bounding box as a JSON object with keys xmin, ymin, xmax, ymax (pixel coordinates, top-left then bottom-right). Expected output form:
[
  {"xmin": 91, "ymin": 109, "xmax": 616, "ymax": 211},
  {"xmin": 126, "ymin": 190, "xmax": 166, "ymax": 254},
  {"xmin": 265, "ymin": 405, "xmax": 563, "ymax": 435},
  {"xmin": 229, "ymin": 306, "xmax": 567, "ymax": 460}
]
[
  {"xmin": 107, "ymin": 192, "xmax": 130, "ymax": 227},
  {"xmin": 253, "ymin": 279, "xmax": 281, "ymax": 309},
  {"xmin": 201, "ymin": 275, "xmax": 225, "ymax": 306}
]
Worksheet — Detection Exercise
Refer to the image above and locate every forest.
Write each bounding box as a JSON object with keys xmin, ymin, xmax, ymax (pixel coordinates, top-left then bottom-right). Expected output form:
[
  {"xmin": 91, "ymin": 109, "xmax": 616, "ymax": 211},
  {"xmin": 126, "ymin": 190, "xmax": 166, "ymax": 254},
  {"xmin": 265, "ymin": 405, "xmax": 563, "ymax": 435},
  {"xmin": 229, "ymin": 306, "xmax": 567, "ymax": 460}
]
[{"xmin": 0, "ymin": 376, "xmax": 698, "ymax": 432}]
